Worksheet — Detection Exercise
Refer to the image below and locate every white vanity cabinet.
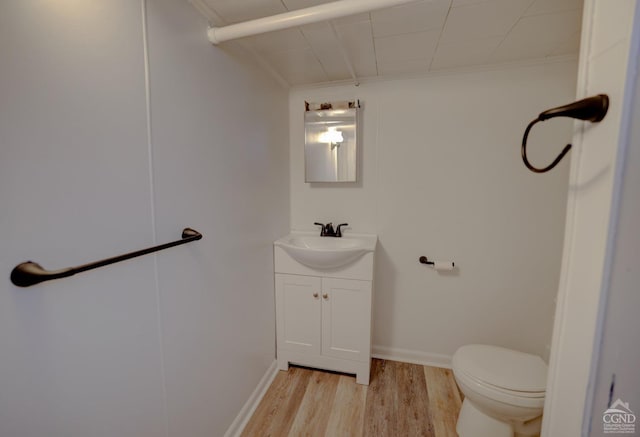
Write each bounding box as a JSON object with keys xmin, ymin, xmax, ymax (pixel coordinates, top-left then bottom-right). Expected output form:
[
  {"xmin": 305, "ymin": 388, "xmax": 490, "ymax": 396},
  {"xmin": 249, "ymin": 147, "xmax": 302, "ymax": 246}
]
[{"xmin": 273, "ymin": 232, "xmax": 376, "ymax": 385}]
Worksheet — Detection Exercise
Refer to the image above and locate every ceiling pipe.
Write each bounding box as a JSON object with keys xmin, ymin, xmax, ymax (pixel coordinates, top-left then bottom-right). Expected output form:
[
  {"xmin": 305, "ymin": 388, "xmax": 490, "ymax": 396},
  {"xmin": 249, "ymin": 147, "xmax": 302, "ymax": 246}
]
[{"xmin": 207, "ymin": 0, "xmax": 421, "ymax": 44}]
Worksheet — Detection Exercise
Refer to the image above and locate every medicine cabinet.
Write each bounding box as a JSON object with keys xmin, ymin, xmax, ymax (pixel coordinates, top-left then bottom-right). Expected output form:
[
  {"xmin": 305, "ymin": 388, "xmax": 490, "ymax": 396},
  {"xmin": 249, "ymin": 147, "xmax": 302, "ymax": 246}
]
[{"xmin": 304, "ymin": 105, "xmax": 358, "ymax": 183}]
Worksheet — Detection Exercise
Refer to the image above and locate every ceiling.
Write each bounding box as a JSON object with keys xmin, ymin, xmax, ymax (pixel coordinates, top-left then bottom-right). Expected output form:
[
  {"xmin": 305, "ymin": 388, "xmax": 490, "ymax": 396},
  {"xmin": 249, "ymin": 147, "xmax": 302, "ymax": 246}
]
[{"xmin": 192, "ymin": 0, "xmax": 583, "ymax": 86}]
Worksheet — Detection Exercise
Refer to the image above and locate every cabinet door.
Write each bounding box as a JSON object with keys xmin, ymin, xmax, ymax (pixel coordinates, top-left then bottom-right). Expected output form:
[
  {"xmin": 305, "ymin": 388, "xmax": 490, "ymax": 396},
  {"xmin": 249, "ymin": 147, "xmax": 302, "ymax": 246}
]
[
  {"xmin": 321, "ymin": 278, "xmax": 372, "ymax": 362},
  {"xmin": 275, "ymin": 274, "xmax": 322, "ymax": 355}
]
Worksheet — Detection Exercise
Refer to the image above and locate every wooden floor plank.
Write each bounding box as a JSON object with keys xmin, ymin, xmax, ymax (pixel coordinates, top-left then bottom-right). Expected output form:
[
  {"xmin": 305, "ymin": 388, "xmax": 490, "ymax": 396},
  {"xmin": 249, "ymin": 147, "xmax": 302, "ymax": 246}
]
[
  {"xmin": 242, "ymin": 360, "xmax": 461, "ymax": 437},
  {"xmin": 363, "ymin": 359, "xmax": 398, "ymax": 437},
  {"xmin": 241, "ymin": 367, "xmax": 312, "ymax": 437},
  {"xmin": 324, "ymin": 375, "xmax": 367, "ymax": 437},
  {"xmin": 446, "ymin": 368, "xmax": 463, "ymax": 406},
  {"xmin": 396, "ymin": 362, "xmax": 436, "ymax": 437},
  {"xmin": 424, "ymin": 366, "xmax": 462, "ymax": 437},
  {"xmin": 288, "ymin": 370, "xmax": 340, "ymax": 436}
]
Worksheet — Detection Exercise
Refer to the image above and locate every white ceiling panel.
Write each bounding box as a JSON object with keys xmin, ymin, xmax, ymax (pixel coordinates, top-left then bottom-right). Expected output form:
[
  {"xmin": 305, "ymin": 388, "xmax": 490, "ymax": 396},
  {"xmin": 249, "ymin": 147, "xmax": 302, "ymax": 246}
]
[
  {"xmin": 334, "ymin": 20, "xmax": 378, "ymax": 78},
  {"xmin": 431, "ymin": 37, "xmax": 502, "ymax": 70},
  {"xmin": 374, "ymin": 29, "xmax": 441, "ymax": 64},
  {"xmin": 281, "ymin": 0, "xmax": 327, "ymax": 10},
  {"xmin": 370, "ymin": 0, "xmax": 450, "ymax": 38},
  {"xmin": 203, "ymin": 0, "xmax": 287, "ymax": 23},
  {"xmin": 440, "ymin": 0, "xmax": 533, "ymax": 43},
  {"xmin": 491, "ymin": 9, "xmax": 582, "ymax": 62},
  {"xmin": 377, "ymin": 58, "xmax": 431, "ymax": 76},
  {"xmin": 300, "ymin": 22, "xmax": 352, "ymax": 81},
  {"xmin": 262, "ymin": 47, "xmax": 329, "ymax": 85},
  {"xmin": 451, "ymin": 0, "xmax": 490, "ymax": 6},
  {"xmin": 240, "ymin": 28, "xmax": 310, "ymax": 54},
  {"xmin": 193, "ymin": 0, "xmax": 583, "ymax": 86},
  {"xmin": 332, "ymin": 12, "xmax": 372, "ymax": 26},
  {"xmin": 524, "ymin": 0, "xmax": 583, "ymax": 16}
]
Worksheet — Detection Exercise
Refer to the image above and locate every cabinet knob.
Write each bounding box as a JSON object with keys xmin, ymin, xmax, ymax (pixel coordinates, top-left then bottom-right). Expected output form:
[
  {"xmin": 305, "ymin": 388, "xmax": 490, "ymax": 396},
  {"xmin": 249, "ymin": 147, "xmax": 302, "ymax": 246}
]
[
  {"xmin": 322, "ymin": 293, "xmax": 329, "ymax": 300},
  {"xmin": 313, "ymin": 292, "xmax": 319, "ymax": 298}
]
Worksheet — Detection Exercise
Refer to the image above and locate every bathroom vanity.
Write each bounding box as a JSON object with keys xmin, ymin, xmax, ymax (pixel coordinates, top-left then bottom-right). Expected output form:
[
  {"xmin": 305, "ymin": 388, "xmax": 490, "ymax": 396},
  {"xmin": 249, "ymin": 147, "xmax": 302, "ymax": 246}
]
[{"xmin": 273, "ymin": 232, "xmax": 377, "ymax": 385}]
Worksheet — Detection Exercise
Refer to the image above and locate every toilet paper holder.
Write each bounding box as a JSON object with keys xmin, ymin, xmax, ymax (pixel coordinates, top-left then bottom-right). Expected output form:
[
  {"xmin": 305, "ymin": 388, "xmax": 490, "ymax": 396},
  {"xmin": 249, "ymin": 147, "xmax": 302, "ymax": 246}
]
[{"xmin": 419, "ymin": 256, "xmax": 455, "ymax": 268}]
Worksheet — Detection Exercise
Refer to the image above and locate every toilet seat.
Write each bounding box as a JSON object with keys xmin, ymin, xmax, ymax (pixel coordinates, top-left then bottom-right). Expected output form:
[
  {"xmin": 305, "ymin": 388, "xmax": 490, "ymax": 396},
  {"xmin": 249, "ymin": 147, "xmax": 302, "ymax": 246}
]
[
  {"xmin": 456, "ymin": 366, "xmax": 545, "ymax": 397},
  {"xmin": 452, "ymin": 344, "xmax": 547, "ymax": 408},
  {"xmin": 454, "ymin": 367, "xmax": 545, "ymax": 408}
]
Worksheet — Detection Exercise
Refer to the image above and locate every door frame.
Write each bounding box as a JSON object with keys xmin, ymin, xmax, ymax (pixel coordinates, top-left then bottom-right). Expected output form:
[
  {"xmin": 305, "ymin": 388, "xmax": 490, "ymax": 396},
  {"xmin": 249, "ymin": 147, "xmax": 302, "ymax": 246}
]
[{"xmin": 542, "ymin": 1, "xmax": 640, "ymax": 435}]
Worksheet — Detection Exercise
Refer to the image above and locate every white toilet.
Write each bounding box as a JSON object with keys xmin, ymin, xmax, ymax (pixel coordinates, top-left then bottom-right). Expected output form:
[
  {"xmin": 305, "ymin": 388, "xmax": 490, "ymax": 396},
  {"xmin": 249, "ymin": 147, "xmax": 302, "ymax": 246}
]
[{"xmin": 452, "ymin": 344, "xmax": 548, "ymax": 437}]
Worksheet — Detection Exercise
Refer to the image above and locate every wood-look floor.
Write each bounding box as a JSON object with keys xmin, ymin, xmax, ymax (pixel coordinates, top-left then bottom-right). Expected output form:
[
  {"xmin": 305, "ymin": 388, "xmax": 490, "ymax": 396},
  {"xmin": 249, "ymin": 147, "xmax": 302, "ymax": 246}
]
[{"xmin": 241, "ymin": 359, "xmax": 462, "ymax": 437}]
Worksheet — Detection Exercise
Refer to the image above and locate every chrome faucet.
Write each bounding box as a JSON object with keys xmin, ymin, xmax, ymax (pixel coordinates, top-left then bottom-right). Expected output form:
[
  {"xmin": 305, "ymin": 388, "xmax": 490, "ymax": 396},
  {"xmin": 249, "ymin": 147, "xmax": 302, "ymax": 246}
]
[{"xmin": 314, "ymin": 222, "xmax": 349, "ymax": 237}]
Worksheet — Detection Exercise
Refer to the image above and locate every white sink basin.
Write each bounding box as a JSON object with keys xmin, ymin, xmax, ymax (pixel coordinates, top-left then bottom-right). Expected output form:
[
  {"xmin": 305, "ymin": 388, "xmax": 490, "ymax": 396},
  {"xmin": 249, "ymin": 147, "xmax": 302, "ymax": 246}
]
[{"xmin": 275, "ymin": 232, "xmax": 377, "ymax": 269}]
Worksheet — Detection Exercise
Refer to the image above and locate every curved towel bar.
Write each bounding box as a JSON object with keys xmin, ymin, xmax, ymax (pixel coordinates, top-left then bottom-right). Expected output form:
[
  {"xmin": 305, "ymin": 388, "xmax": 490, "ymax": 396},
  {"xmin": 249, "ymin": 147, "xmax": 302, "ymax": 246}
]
[
  {"xmin": 10, "ymin": 228, "xmax": 202, "ymax": 288},
  {"xmin": 521, "ymin": 119, "xmax": 573, "ymax": 173},
  {"xmin": 521, "ymin": 94, "xmax": 609, "ymax": 173}
]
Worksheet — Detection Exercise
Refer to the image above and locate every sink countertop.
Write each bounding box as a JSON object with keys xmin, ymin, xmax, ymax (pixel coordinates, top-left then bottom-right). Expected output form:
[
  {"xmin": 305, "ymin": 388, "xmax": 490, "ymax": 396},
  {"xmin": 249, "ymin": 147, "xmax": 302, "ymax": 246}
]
[{"xmin": 274, "ymin": 231, "xmax": 378, "ymax": 252}]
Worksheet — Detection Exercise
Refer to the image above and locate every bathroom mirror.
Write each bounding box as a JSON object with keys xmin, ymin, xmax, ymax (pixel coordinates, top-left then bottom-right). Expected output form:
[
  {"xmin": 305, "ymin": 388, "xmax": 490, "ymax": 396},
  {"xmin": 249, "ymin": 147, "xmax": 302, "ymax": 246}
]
[{"xmin": 305, "ymin": 107, "xmax": 358, "ymax": 182}]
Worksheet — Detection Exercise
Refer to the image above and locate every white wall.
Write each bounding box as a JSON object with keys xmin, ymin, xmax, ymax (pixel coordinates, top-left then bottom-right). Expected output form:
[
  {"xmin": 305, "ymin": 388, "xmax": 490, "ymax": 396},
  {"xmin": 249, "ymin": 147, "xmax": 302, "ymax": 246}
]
[
  {"xmin": 146, "ymin": 1, "xmax": 289, "ymax": 435},
  {"xmin": 290, "ymin": 61, "xmax": 577, "ymax": 363},
  {"xmin": 543, "ymin": 1, "xmax": 638, "ymax": 435},
  {"xmin": 0, "ymin": 1, "xmax": 288, "ymax": 436}
]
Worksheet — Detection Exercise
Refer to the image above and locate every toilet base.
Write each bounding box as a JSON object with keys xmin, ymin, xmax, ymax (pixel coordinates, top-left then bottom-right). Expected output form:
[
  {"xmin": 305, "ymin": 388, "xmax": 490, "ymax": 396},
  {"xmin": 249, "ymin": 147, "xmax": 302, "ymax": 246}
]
[
  {"xmin": 457, "ymin": 399, "xmax": 542, "ymax": 437},
  {"xmin": 457, "ymin": 399, "xmax": 514, "ymax": 437}
]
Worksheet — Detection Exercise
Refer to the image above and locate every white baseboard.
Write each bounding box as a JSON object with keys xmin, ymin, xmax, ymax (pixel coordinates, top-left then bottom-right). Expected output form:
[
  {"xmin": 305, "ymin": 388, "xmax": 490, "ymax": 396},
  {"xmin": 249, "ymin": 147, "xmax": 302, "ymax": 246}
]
[
  {"xmin": 372, "ymin": 345, "xmax": 452, "ymax": 369},
  {"xmin": 224, "ymin": 360, "xmax": 279, "ymax": 437}
]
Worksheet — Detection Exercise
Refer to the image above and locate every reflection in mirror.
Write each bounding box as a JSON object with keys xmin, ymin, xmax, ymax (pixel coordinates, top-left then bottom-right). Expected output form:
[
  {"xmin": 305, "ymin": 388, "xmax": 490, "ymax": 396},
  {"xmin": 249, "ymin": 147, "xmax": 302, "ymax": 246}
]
[{"xmin": 305, "ymin": 106, "xmax": 358, "ymax": 182}]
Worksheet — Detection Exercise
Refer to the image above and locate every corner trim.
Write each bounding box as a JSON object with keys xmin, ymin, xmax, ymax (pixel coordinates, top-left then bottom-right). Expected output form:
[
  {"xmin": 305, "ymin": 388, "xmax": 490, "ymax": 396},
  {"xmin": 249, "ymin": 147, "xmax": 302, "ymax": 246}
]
[
  {"xmin": 223, "ymin": 360, "xmax": 279, "ymax": 437},
  {"xmin": 372, "ymin": 345, "xmax": 452, "ymax": 369}
]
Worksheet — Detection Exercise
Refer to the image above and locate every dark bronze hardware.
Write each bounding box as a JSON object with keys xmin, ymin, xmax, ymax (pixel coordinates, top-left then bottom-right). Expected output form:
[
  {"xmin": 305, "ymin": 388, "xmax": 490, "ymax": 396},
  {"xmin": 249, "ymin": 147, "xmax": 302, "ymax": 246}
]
[
  {"xmin": 521, "ymin": 94, "xmax": 609, "ymax": 173},
  {"xmin": 419, "ymin": 256, "xmax": 455, "ymax": 267},
  {"xmin": 314, "ymin": 222, "xmax": 327, "ymax": 236},
  {"xmin": 10, "ymin": 228, "xmax": 202, "ymax": 288},
  {"xmin": 419, "ymin": 256, "xmax": 434, "ymax": 266},
  {"xmin": 336, "ymin": 223, "xmax": 349, "ymax": 237},
  {"xmin": 314, "ymin": 222, "xmax": 348, "ymax": 237}
]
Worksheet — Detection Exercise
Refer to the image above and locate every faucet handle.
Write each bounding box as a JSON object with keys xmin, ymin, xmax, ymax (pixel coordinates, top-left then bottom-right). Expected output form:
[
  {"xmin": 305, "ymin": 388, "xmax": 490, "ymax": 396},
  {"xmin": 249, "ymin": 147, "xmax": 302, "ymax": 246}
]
[
  {"xmin": 336, "ymin": 223, "xmax": 349, "ymax": 237},
  {"xmin": 325, "ymin": 223, "xmax": 335, "ymax": 236},
  {"xmin": 314, "ymin": 222, "xmax": 326, "ymax": 236}
]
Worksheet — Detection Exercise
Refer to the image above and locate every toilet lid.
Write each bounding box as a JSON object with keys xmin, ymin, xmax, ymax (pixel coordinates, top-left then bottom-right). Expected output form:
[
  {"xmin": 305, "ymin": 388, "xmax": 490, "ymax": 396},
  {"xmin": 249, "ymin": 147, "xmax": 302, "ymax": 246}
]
[{"xmin": 453, "ymin": 345, "xmax": 547, "ymax": 393}]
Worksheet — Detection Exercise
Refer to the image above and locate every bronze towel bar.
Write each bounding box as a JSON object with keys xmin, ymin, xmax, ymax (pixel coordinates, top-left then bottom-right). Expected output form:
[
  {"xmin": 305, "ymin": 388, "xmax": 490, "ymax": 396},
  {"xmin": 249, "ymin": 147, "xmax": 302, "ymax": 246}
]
[{"xmin": 10, "ymin": 228, "xmax": 202, "ymax": 287}]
